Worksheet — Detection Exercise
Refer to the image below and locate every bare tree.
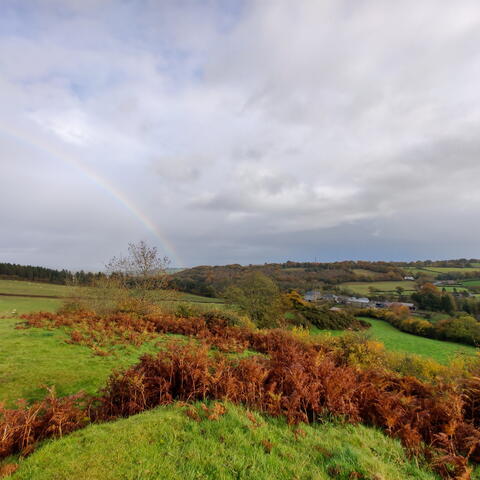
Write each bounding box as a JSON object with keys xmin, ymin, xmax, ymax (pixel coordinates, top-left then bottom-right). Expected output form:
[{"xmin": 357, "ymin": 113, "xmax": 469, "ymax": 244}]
[
  {"xmin": 107, "ymin": 241, "xmax": 169, "ymax": 280},
  {"xmin": 65, "ymin": 241, "xmax": 172, "ymax": 315},
  {"xmin": 105, "ymin": 241, "xmax": 171, "ymax": 304}
]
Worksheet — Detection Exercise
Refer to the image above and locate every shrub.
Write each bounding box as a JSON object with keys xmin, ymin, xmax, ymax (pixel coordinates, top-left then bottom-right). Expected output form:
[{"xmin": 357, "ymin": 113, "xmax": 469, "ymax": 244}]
[{"xmin": 0, "ymin": 388, "xmax": 92, "ymax": 459}]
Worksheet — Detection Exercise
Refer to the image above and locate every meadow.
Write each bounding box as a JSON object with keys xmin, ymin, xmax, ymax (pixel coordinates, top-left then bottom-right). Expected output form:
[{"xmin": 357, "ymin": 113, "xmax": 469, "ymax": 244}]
[
  {"xmin": 2, "ymin": 280, "xmax": 480, "ymax": 479},
  {"xmin": 0, "ymin": 294, "xmax": 441, "ymax": 480},
  {"xmin": 358, "ymin": 318, "xmax": 475, "ymax": 364},
  {"xmin": 0, "ymin": 280, "xmax": 71, "ymax": 297},
  {"xmin": 10, "ymin": 403, "xmax": 436, "ymax": 480},
  {"xmin": 403, "ymin": 266, "xmax": 480, "ymax": 276},
  {"xmin": 0, "ymin": 278, "xmax": 224, "ymax": 305},
  {"xmin": 311, "ymin": 317, "xmax": 476, "ymax": 364},
  {"xmin": 340, "ymin": 280, "xmax": 416, "ymax": 295}
]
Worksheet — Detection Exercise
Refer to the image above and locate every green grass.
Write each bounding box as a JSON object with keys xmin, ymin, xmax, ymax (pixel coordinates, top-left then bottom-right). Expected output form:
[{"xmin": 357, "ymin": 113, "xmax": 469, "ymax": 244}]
[
  {"xmin": 402, "ymin": 266, "xmax": 480, "ymax": 279},
  {"xmin": 351, "ymin": 268, "xmax": 378, "ymax": 276},
  {"xmin": 313, "ymin": 318, "xmax": 477, "ymax": 364},
  {"xmin": 340, "ymin": 280, "xmax": 416, "ymax": 295},
  {"xmin": 0, "ymin": 278, "xmax": 224, "ymax": 305},
  {"xmin": 0, "ymin": 296, "xmax": 62, "ymax": 316},
  {"xmin": 462, "ymin": 279, "xmax": 480, "ymax": 287},
  {"xmin": 0, "ymin": 279, "xmax": 72, "ymax": 297},
  {"xmin": 0, "ymin": 297, "xmax": 173, "ymax": 406},
  {"xmin": 424, "ymin": 267, "xmax": 480, "ymax": 274},
  {"xmin": 0, "ymin": 292, "xmax": 470, "ymax": 479},
  {"xmin": 438, "ymin": 285, "xmax": 470, "ymax": 293},
  {"xmin": 10, "ymin": 402, "xmax": 437, "ymax": 480},
  {"xmin": 171, "ymin": 292, "xmax": 224, "ymax": 304}
]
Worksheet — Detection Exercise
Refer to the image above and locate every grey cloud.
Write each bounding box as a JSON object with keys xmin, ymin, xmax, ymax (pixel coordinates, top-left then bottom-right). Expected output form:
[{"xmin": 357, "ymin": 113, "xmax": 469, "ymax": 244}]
[{"xmin": 1, "ymin": 0, "xmax": 480, "ymax": 269}]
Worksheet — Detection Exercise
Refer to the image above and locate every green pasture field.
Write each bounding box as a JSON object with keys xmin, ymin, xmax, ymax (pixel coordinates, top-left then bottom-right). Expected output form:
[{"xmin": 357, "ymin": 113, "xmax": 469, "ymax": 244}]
[
  {"xmin": 0, "ymin": 279, "xmax": 72, "ymax": 297},
  {"xmin": 313, "ymin": 317, "xmax": 477, "ymax": 364},
  {"xmin": 340, "ymin": 280, "xmax": 416, "ymax": 295},
  {"xmin": 402, "ymin": 266, "xmax": 480, "ymax": 278},
  {"xmin": 0, "ymin": 294, "xmax": 476, "ymax": 479},
  {"xmin": 351, "ymin": 268, "xmax": 378, "ymax": 277},
  {"xmin": 0, "ymin": 296, "xmax": 224, "ymax": 407},
  {"xmin": 360, "ymin": 318, "xmax": 476, "ymax": 364},
  {"xmin": 0, "ymin": 296, "xmax": 62, "ymax": 316},
  {"xmin": 439, "ymin": 285, "xmax": 470, "ymax": 293},
  {"xmin": 10, "ymin": 403, "xmax": 437, "ymax": 480},
  {"xmin": 0, "ymin": 316, "xmax": 164, "ymax": 406},
  {"xmin": 463, "ymin": 279, "xmax": 480, "ymax": 287},
  {"xmin": 0, "ymin": 278, "xmax": 224, "ymax": 305},
  {"xmin": 402, "ymin": 266, "xmax": 435, "ymax": 277},
  {"xmin": 426, "ymin": 267, "xmax": 480, "ymax": 274}
]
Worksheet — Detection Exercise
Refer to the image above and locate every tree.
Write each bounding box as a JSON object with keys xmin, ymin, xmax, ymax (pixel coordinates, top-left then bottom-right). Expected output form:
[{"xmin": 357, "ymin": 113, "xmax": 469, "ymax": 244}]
[
  {"xmin": 223, "ymin": 272, "xmax": 282, "ymax": 328},
  {"xmin": 98, "ymin": 241, "xmax": 171, "ymax": 313}
]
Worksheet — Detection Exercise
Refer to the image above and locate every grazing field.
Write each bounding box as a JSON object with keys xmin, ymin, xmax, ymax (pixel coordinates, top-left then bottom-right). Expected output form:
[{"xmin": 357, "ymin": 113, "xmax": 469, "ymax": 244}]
[
  {"xmin": 9, "ymin": 403, "xmax": 437, "ymax": 480},
  {"xmin": 313, "ymin": 317, "xmax": 477, "ymax": 364},
  {"xmin": 402, "ymin": 266, "xmax": 480, "ymax": 278},
  {"xmin": 0, "ymin": 295, "xmax": 439, "ymax": 480},
  {"xmin": 0, "ymin": 278, "xmax": 224, "ymax": 305},
  {"xmin": 0, "ymin": 279, "xmax": 72, "ymax": 297},
  {"xmin": 359, "ymin": 317, "xmax": 477, "ymax": 364},
  {"xmin": 0, "ymin": 316, "xmax": 164, "ymax": 406},
  {"xmin": 426, "ymin": 267, "xmax": 480, "ymax": 274},
  {"xmin": 0, "ymin": 296, "xmax": 62, "ymax": 316},
  {"xmin": 340, "ymin": 280, "xmax": 416, "ymax": 295},
  {"xmin": 438, "ymin": 285, "xmax": 470, "ymax": 293},
  {"xmin": 4, "ymin": 294, "xmax": 480, "ymax": 479}
]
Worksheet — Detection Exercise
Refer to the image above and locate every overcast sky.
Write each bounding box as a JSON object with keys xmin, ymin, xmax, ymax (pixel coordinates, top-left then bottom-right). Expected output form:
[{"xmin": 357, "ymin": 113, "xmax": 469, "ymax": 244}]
[{"xmin": 1, "ymin": 0, "xmax": 480, "ymax": 270}]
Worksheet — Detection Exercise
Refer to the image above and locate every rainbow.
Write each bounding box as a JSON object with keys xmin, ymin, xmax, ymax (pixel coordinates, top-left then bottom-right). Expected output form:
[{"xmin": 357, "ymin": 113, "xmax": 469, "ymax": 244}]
[{"xmin": 0, "ymin": 126, "xmax": 183, "ymax": 266}]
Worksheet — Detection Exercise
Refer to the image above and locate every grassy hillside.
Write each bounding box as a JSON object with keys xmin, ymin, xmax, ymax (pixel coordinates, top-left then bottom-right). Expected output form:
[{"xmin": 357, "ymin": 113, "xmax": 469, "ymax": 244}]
[
  {"xmin": 312, "ymin": 317, "xmax": 477, "ymax": 364},
  {"xmin": 10, "ymin": 403, "xmax": 437, "ymax": 480},
  {"xmin": 1, "ymin": 293, "xmax": 478, "ymax": 479},
  {"xmin": 0, "ymin": 279, "xmax": 224, "ymax": 305},
  {"xmin": 0, "ymin": 296, "xmax": 62, "ymax": 316},
  {"xmin": 339, "ymin": 280, "xmax": 416, "ymax": 296},
  {"xmin": 0, "ymin": 316, "xmax": 167, "ymax": 406},
  {"xmin": 358, "ymin": 317, "xmax": 476, "ymax": 364},
  {"xmin": 0, "ymin": 279, "xmax": 72, "ymax": 297}
]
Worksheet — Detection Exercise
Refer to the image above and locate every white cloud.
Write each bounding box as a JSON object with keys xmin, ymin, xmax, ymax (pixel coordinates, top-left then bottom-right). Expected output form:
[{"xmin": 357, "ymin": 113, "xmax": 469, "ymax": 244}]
[{"xmin": 1, "ymin": 0, "xmax": 480, "ymax": 268}]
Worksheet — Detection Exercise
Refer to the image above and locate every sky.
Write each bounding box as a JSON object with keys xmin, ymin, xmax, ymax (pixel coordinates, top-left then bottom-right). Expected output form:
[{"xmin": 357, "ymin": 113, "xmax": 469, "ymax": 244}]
[{"xmin": 1, "ymin": 0, "xmax": 480, "ymax": 270}]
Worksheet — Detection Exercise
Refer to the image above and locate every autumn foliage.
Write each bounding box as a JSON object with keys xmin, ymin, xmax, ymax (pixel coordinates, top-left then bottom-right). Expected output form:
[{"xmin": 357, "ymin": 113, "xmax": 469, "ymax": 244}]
[{"xmin": 5, "ymin": 310, "xmax": 480, "ymax": 478}]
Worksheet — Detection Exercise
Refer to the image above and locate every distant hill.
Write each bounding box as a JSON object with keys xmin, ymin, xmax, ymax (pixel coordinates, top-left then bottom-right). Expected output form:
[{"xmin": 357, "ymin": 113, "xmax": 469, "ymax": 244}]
[
  {"xmin": 171, "ymin": 259, "xmax": 480, "ymax": 297},
  {"xmin": 170, "ymin": 261, "xmax": 405, "ymax": 297}
]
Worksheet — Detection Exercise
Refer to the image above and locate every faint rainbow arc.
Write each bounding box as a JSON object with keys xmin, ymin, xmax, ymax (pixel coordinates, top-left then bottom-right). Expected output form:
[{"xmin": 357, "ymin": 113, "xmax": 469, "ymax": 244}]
[{"xmin": 0, "ymin": 127, "xmax": 183, "ymax": 266}]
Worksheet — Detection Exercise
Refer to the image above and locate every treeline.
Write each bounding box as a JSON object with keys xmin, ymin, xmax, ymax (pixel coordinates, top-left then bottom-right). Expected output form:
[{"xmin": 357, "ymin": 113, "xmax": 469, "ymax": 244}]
[
  {"xmin": 437, "ymin": 271, "xmax": 480, "ymax": 281},
  {"xmin": 392, "ymin": 258, "xmax": 480, "ymax": 268},
  {"xmin": 0, "ymin": 262, "xmax": 102, "ymax": 285},
  {"xmin": 410, "ymin": 283, "xmax": 480, "ymax": 316}
]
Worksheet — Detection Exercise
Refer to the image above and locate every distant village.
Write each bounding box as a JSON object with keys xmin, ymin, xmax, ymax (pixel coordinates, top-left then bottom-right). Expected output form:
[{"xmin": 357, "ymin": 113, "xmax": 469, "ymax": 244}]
[{"xmin": 304, "ymin": 291, "xmax": 416, "ymax": 311}]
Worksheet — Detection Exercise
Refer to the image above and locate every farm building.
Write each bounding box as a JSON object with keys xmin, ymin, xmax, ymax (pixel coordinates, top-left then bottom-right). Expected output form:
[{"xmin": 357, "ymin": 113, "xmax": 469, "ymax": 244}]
[
  {"xmin": 304, "ymin": 290, "xmax": 323, "ymax": 302},
  {"xmin": 345, "ymin": 296, "xmax": 370, "ymax": 307},
  {"xmin": 375, "ymin": 301, "xmax": 416, "ymax": 311}
]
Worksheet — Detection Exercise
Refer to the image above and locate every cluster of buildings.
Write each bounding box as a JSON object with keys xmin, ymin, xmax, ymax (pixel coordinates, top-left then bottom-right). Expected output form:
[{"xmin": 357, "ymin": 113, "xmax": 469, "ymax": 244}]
[{"xmin": 304, "ymin": 291, "xmax": 416, "ymax": 311}]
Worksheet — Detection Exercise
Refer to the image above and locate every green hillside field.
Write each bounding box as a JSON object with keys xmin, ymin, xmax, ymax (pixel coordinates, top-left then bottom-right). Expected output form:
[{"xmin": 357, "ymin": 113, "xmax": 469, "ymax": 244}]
[{"xmin": 0, "ymin": 295, "xmax": 442, "ymax": 480}]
